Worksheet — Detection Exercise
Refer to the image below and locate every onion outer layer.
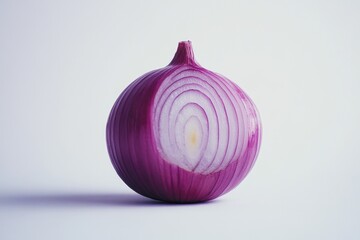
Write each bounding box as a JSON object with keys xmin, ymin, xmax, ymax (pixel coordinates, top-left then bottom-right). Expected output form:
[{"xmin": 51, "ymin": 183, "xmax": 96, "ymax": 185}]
[{"xmin": 106, "ymin": 41, "xmax": 261, "ymax": 203}]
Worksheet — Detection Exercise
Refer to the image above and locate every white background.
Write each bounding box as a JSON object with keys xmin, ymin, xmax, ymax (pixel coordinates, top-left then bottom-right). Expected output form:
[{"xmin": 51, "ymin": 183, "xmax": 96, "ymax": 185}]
[{"xmin": 1, "ymin": 0, "xmax": 359, "ymax": 239}]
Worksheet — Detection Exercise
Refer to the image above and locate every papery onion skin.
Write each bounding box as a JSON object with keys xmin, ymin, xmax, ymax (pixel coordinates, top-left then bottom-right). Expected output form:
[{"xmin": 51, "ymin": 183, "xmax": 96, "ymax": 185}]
[{"xmin": 106, "ymin": 41, "xmax": 261, "ymax": 203}]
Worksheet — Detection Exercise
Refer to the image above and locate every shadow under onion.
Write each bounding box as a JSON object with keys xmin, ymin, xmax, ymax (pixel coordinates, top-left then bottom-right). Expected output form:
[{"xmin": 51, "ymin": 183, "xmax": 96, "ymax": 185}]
[{"xmin": 0, "ymin": 192, "xmax": 220, "ymax": 208}]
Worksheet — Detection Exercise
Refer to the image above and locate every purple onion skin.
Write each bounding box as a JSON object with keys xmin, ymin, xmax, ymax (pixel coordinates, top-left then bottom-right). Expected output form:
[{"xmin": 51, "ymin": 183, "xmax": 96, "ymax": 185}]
[{"xmin": 106, "ymin": 41, "xmax": 261, "ymax": 203}]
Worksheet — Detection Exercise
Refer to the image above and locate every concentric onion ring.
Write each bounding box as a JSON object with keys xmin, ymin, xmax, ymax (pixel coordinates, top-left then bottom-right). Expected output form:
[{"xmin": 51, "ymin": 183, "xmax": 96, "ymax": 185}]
[{"xmin": 153, "ymin": 67, "xmax": 249, "ymax": 174}]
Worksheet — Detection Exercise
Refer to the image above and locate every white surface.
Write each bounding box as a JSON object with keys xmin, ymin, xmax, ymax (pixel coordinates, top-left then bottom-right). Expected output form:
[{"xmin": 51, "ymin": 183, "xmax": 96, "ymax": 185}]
[{"xmin": 1, "ymin": 0, "xmax": 360, "ymax": 239}]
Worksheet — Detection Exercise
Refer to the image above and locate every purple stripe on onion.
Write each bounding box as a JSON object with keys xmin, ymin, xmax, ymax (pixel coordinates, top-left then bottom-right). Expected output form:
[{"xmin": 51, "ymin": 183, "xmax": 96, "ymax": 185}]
[{"xmin": 106, "ymin": 41, "xmax": 262, "ymax": 203}]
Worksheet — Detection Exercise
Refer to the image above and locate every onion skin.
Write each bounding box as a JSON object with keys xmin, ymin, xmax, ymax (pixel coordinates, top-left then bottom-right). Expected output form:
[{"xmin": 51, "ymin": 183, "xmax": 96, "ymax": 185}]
[{"xmin": 106, "ymin": 41, "xmax": 261, "ymax": 203}]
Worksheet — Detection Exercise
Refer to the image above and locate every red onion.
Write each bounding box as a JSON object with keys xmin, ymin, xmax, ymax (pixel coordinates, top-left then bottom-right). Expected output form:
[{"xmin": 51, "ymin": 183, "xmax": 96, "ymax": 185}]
[{"xmin": 106, "ymin": 41, "xmax": 261, "ymax": 203}]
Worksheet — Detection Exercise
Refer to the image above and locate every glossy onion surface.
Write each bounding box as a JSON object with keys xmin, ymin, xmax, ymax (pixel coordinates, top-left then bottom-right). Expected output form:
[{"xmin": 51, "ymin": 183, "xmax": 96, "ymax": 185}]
[{"xmin": 106, "ymin": 41, "xmax": 261, "ymax": 203}]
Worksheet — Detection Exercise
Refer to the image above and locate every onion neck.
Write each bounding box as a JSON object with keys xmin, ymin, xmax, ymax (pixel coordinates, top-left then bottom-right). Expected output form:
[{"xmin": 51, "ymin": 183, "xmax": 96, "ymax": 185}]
[{"xmin": 169, "ymin": 41, "xmax": 197, "ymax": 66}]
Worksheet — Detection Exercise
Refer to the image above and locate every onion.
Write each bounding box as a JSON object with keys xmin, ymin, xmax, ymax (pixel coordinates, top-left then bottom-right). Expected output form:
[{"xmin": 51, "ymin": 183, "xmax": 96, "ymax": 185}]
[{"xmin": 106, "ymin": 41, "xmax": 261, "ymax": 203}]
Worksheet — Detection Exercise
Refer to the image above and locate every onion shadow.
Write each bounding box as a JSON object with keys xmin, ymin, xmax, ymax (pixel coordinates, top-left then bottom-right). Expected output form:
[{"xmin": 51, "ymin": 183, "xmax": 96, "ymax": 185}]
[{"xmin": 0, "ymin": 192, "xmax": 218, "ymax": 208}]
